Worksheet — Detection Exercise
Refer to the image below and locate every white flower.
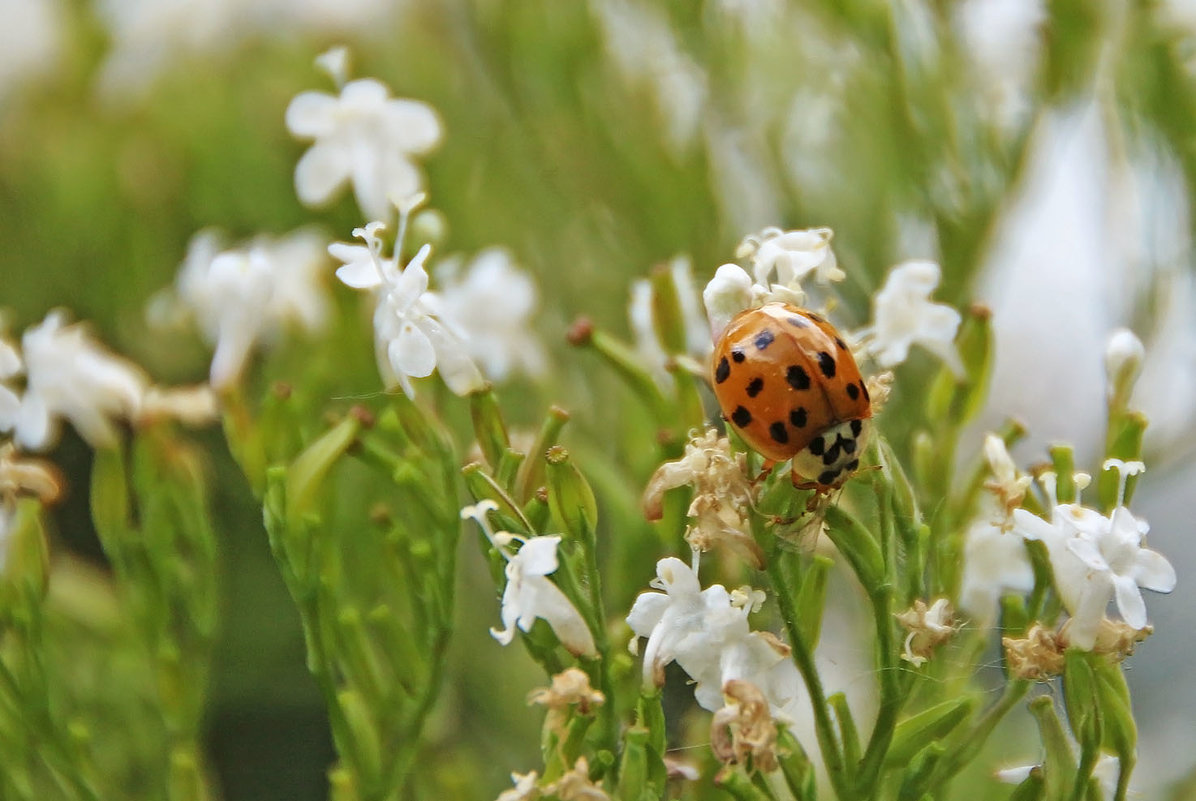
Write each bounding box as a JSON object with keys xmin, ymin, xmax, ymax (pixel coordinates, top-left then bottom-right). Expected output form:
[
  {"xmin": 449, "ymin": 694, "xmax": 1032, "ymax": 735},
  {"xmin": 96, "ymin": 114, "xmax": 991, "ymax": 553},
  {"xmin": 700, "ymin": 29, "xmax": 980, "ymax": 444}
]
[
  {"xmin": 286, "ymin": 78, "xmax": 442, "ymax": 220},
  {"xmin": 461, "ymin": 502, "xmax": 595, "ymax": 657},
  {"xmin": 331, "ymin": 222, "xmax": 483, "ymax": 396},
  {"xmin": 895, "ymin": 598, "xmax": 956, "ymax": 666},
  {"xmin": 630, "ymin": 257, "xmax": 713, "ymax": 378},
  {"xmin": 858, "ymin": 260, "xmax": 962, "ymax": 372},
  {"xmin": 434, "ymin": 248, "xmax": 546, "ymax": 381},
  {"xmin": 0, "ymin": 311, "xmax": 147, "ymax": 451},
  {"xmin": 0, "ymin": 0, "xmax": 63, "ymax": 105},
  {"xmin": 162, "ymin": 228, "xmax": 331, "ymax": 390},
  {"xmin": 702, "ymin": 263, "xmax": 755, "ymax": 342},
  {"xmin": 1013, "ymin": 461, "xmax": 1176, "ymax": 650},
  {"xmin": 958, "ymin": 509, "xmax": 1035, "ymax": 627},
  {"xmin": 737, "ymin": 226, "xmax": 844, "ymax": 289},
  {"xmin": 626, "ymin": 557, "xmax": 792, "ymax": 712}
]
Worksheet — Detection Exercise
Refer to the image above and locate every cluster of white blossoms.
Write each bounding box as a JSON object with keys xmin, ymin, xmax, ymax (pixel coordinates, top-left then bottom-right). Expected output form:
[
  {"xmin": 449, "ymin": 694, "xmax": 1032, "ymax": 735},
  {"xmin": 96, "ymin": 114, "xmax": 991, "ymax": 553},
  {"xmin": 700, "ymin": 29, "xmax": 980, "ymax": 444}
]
[
  {"xmin": 702, "ymin": 225, "xmax": 963, "ymax": 371},
  {"xmin": 959, "ymin": 436, "xmax": 1176, "ymax": 650},
  {"xmin": 0, "ymin": 311, "xmax": 217, "ymax": 452},
  {"xmin": 626, "ymin": 557, "xmax": 803, "ymax": 719},
  {"xmin": 152, "ymin": 228, "xmax": 333, "ymax": 391},
  {"xmin": 461, "ymin": 501, "xmax": 595, "ymax": 657}
]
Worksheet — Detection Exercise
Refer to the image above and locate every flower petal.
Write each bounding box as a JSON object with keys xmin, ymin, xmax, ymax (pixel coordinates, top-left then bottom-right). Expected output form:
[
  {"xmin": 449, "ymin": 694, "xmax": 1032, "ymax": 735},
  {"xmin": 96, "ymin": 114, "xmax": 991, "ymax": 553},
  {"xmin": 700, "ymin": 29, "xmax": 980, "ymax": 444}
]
[
  {"xmin": 515, "ymin": 536, "xmax": 561, "ymax": 577},
  {"xmin": 0, "ymin": 385, "xmax": 19, "ymax": 431},
  {"xmin": 285, "ymin": 91, "xmax": 338, "ymax": 138},
  {"xmin": 14, "ymin": 394, "xmax": 55, "ymax": 452},
  {"xmin": 389, "ymin": 322, "xmax": 436, "ymax": 379},
  {"xmin": 294, "ymin": 141, "xmax": 352, "ymax": 207},
  {"xmin": 335, "ymin": 260, "xmax": 383, "ymax": 290},
  {"xmin": 1111, "ymin": 573, "xmax": 1148, "ymax": 629},
  {"xmin": 418, "ymin": 317, "xmax": 484, "ymax": 395},
  {"xmin": 1131, "ymin": 548, "xmax": 1176, "ymax": 593},
  {"xmin": 625, "ymin": 592, "xmax": 670, "ymax": 637}
]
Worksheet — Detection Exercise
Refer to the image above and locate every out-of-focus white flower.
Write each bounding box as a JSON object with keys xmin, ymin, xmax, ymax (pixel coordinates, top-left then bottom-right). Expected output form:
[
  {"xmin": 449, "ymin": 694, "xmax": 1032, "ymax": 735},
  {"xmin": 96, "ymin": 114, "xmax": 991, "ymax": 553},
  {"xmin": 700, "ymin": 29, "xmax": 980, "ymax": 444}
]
[
  {"xmin": 0, "ymin": 339, "xmax": 20, "ymax": 429},
  {"xmin": 94, "ymin": 0, "xmax": 396, "ymax": 101},
  {"xmin": 737, "ymin": 227, "xmax": 844, "ymax": 289},
  {"xmin": 286, "ymin": 78, "xmax": 441, "ymax": 221},
  {"xmin": 461, "ymin": 501, "xmax": 595, "ymax": 657},
  {"xmin": 314, "ymin": 45, "xmax": 350, "ymax": 89},
  {"xmin": 162, "ymin": 228, "xmax": 331, "ymax": 390},
  {"xmin": 642, "ymin": 429, "xmax": 760, "ymax": 567},
  {"xmin": 630, "ymin": 257, "xmax": 714, "ymax": 379},
  {"xmin": 0, "ymin": 0, "xmax": 63, "ymax": 104},
  {"xmin": 858, "ymin": 260, "xmax": 962, "ymax": 372},
  {"xmin": 592, "ymin": 0, "xmax": 706, "ymax": 155},
  {"xmin": 626, "ymin": 557, "xmax": 794, "ymax": 712},
  {"xmin": 959, "ymin": 510, "xmax": 1035, "ymax": 627},
  {"xmin": 1013, "ymin": 460, "xmax": 1176, "ymax": 650},
  {"xmin": 0, "ymin": 311, "xmax": 147, "ymax": 451},
  {"xmin": 330, "ymin": 221, "xmax": 483, "ymax": 396},
  {"xmin": 435, "ymin": 248, "xmax": 546, "ymax": 381}
]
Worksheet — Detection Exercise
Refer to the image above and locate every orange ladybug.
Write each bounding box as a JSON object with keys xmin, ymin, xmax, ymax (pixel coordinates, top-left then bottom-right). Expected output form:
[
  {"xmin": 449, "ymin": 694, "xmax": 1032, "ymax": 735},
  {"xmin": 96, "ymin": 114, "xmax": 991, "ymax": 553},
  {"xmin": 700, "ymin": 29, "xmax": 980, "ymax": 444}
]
[{"xmin": 711, "ymin": 302, "xmax": 872, "ymax": 489}]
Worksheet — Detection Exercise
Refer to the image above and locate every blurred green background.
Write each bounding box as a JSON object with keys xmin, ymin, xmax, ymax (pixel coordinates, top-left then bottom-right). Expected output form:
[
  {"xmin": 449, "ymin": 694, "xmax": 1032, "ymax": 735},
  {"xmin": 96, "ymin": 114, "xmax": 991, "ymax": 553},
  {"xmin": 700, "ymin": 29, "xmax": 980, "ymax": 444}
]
[{"xmin": 3, "ymin": 0, "xmax": 1196, "ymax": 798}]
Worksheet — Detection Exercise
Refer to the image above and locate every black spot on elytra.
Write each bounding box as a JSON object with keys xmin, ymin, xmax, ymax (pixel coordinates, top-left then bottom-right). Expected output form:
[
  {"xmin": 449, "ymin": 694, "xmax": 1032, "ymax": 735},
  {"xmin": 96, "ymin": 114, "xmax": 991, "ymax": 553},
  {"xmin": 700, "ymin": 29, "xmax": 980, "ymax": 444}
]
[
  {"xmin": 786, "ymin": 365, "xmax": 810, "ymax": 390},
  {"xmin": 787, "ymin": 316, "xmax": 809, "ymax": 328},
  {"xmin": 846, "ymin": 383, "xmax": 860, "ymax": 400},
  {"xmin": 822, "ymin": 441, "xmax": 842, "ymax": 465},
  {"xmin": 835, "ymin": 336, "xmax": 847, "ymax": 350},
  {"xmin": 790, "ymin": 407, "xmax": 807, "ymax": 428},
  {"xmin": 715, "ymin": 356, "xmax": 730, "ymax": 384},
  {"xmin": 732, "ymin": 349, "xmax": 746, "ymax": 363},
  {"xmin": 846, "ymin": 459, "xmax": 860, "ymax": 472},
  {"xmin": 817, "ymin": 469, "xmax": 839, "ymax": 485},
  {"xmin": 731, "ymin": 406, "xmax": 753, "ymax": 427},
  {"xmin": 860, "ymin": 381, "xmax": 870, "ymax": 402},
  {"xmin": 850, "ymin": 419, "xmax": 863, "ymax": 436},
  {"xmin": 769, "ymin": 422, "xmax": 789, "ymax": 444},
  {"xmin": 817, "ymin": 351, "xmax": 836, "ymax": 378},
  {"xmin": 754, "ymin": 330, "xmax": 775, "ymax": 350},
  {"xmin": 809, "ymin": 435, "xmax": 825, "ymax": 456},
  {"xmin": 746, "ymin": 377, "xmax": 764, "ymax": 397},
  {"xmin": 842, "ymin": 438, "xmax": 857, "ymax": 454}
]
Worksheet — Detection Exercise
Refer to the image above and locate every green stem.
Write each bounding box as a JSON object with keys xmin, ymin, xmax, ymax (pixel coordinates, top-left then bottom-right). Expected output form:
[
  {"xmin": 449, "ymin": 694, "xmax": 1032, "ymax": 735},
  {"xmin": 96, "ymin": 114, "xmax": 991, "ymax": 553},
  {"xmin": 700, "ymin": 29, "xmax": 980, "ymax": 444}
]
[
  {"xmin": 930, "ymin": 680, "xmax": 1029, "ymax": 788},
  {"xmin": 767, "ymin": 554, "xmax": 850, "ymax": 801}
]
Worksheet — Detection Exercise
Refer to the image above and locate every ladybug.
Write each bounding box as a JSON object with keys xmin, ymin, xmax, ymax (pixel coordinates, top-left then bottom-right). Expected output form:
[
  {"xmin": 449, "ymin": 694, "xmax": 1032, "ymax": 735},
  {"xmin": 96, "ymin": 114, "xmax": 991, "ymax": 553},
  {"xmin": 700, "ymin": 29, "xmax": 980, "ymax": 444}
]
[{"xmin": 711, "ymin": 302, "xmax": 872, "ymax": 490}]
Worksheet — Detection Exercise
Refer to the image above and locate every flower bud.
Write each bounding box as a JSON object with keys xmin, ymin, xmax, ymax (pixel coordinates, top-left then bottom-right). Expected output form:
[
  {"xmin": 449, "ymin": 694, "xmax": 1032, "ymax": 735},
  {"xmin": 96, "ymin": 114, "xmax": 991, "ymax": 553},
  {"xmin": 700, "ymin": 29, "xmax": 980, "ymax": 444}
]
[
  {"xmin": 545, "ymin": 447, "xmax": 598, "ymax": 543},
  {"xmin": 1104, "ymin": 328, "xmax": 1144, "ymax": 411}
]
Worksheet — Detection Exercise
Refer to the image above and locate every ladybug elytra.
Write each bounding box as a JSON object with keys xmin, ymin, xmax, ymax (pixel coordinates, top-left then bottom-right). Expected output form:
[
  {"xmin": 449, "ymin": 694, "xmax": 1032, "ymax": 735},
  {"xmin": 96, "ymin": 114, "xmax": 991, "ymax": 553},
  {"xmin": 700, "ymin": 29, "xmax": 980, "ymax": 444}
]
[{"xmin": 711, "ymin": 302, "xmax": 872, "ymax": 490}]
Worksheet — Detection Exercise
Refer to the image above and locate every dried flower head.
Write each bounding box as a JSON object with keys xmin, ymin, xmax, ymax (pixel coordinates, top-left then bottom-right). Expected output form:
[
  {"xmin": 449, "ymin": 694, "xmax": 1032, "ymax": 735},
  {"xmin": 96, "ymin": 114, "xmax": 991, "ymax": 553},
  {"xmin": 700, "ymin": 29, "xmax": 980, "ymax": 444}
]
[
  {"xmin": 1003, "ymin": 624, "xmax": 1066, "ymax": 681},
  {"xmin": 545, "ymin": 758, "xmax": 609, "ymax": 801},
  {"xmin": 642, "ymin": 429, "xmax": 760, "ymax": 567},
  {"xmin": 527, "ymin": 667, "xmax": 605, "ymax": 717},
  {"xmin": 983, "ymin": 434, "xmax": 1031, "ymax": 528},
  {"xmin": 711, "ymin": 679, "xmax": 780, "ymax": 773},
  {"xmin": 895, "ymin": 598, "xmax": 956, "ymax": 666}
]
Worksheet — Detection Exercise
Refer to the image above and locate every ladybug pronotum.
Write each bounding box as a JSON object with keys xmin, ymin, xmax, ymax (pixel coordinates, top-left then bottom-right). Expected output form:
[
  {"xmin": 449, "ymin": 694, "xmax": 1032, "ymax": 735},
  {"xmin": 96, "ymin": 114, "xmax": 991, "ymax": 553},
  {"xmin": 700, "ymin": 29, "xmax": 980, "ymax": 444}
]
[{"xmin": 711, "ymin": 302, "xmax": 872, "ymax": 490}]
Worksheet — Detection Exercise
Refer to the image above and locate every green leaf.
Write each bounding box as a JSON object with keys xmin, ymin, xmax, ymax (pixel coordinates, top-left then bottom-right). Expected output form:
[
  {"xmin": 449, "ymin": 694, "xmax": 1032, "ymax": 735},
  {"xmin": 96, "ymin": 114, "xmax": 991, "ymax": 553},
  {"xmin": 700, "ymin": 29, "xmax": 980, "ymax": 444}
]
[{"xmin": 886, "ymin": 697, "xmax": 975, "ymax": 767}]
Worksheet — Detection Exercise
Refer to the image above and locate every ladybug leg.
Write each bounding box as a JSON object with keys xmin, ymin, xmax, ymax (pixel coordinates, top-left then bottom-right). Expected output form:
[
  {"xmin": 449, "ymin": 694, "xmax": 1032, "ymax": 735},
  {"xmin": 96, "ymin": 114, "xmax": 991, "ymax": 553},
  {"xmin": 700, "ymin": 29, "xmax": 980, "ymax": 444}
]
[{"xmin": 754, "ymin": 458, "xmax": 778, "ymax": 483}]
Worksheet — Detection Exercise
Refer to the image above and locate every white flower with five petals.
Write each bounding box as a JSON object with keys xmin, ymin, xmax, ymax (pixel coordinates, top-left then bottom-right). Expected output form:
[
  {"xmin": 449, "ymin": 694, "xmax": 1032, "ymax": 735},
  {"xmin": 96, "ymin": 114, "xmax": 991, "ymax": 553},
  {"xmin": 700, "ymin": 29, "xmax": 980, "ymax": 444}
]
[
  {"xmin": 0, "ymin": 311, "xmax": 147, "ymax": 450},
  {"xmin": 330, "ymin": 221, "xmax": 483, "ymax": 396},
  {"xmin": 286, "ymin": 78, "xmax": 442, "ymax": 221},
  {"xmin": 1012, "ymin": 460, "xmax": 1176, "ymax": 650},
  {"xmin": 434, "ymin": 248, "xmax": 546, "ymax": 381}
]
